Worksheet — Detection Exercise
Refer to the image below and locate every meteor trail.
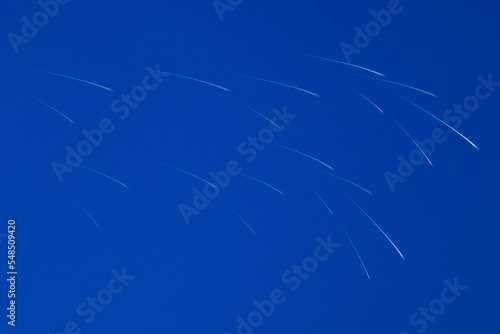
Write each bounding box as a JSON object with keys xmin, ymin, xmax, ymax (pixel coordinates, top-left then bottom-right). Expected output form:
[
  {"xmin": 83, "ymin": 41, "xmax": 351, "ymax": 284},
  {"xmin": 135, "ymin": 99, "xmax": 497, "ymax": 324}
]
[
  {"xmin": 350, "ymin": 89, "xmax": 433, "ymax": 165},
  {"xmin": 224, "ymin": 201, "xmax": 255, "ymax": 235},
  {"xmin": 275, "ymin": 144, "xmax": 334, "ymax": 170},
  {"xmin": 27, "ymin": 94, "xmax": 74, "ymax": 124},
  {"xmin": 310, "ymin": 188, "xmax": 371, "ymax": 280},
  {"xmin": 346, "ymin": 195, "xmax": 405, "ymax": 260},
  {"xmin": 338, "ymin": 220, "xmax": 371, "ymax": 281},
  {"xmin": 159, "ymin": 163, "xmax": 218, "ymax": 189},
  {"xmin": 234, "ymin": 99, "xmax": 280, "ymax": 128},
  {"xmin": 162, "ymin": 72, "xmax": 230, "ymax": 92},
  {"xmin": 310, "ymin": 187, "xmax": 333, "ymax": 215},
  {"xmin": 70, "ymin": 197, "xmax": 100, "ymax": 229},
  {"xmin": 28, "ymin": 69, "xmax": 113, "ymax": 92},
  {"xmin": 400, "ymin": 95, "xmax": 479, "ymax": 150},
  {"xmin": 351, "ymin": 88, "xmax": 385, "ymax": 113},
  {"xmin": 353, "ymin": 74, "xmax": 437, "ymax": 97},
  {"xmin": 318, "ymin": 171, "xmax": 373, "ymax": 196},
  {"xmin": 240, "ymin": 173, "xmax": 285, "ymax": 196},
  {"xmin": 301, "ymin": 53, "xmax": 385, "ymax": 77},
  {"xmin": 79, "ymin": 166, "xmax": 130, "ymax": 189},
  {"xmin": 386, "ymin": 114, "xmax": 433, "ymax": 166},
  {"xmin": 238, "ymin": 74, "xmax": 320, "ymax": 97}
]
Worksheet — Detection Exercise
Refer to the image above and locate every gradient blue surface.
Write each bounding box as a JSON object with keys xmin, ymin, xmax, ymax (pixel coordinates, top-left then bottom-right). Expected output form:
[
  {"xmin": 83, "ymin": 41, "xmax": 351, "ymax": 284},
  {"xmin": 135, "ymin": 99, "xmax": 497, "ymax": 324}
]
[{"xmin": 1, "ymin": 1, "xmax": 499, "ymax": 333}]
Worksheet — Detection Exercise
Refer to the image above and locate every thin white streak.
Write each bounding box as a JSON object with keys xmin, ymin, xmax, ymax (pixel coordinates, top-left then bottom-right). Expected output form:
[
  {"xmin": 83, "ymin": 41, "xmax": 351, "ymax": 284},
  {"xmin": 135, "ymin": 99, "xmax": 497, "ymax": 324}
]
[
  {"xmin": 240, "ymin": 174, "xmax": 285, "ymax": 196},
  {"xmin": 79, "ymin": 166, "xmax": 129, "ymax": 189},
  {"xmin": 163, "ymin": 72, "xmax": 230, "ymax": 92},
  {"xmin": 27, "ymin": 94, "xmax": 74, "ymax": 124},
  {"xmin": 301, "ymin": 53, "xmax": 385, "ymax": 77},
  {"xmin": 400, "ymin": 95, "xmax": 479, "ymax": 150},
  {"xmin": 346, "ymin": 195, "xmax": 405, "ymax": 260},
  {"xmin": 29, "ymin": 69, "xmax": 113, "ymax": 92}
]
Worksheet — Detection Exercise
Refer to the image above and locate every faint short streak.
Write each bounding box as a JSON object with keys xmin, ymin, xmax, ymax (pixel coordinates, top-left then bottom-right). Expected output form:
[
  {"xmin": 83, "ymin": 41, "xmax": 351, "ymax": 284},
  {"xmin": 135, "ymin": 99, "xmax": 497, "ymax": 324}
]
[
  {"xmin": 28, "ymin": 69, "xmax": 113, "ymax": 92},
  {"xmin": 79, "ymin": 166, "xmax": 130, "ymax": 189},
  {"xmin": 158, "ymin": 163, "xmax": 218, "ymax": 189},
  {"xmin": 240, "ymin": 173, "xmax": 285, "ymax": 196},
  {"xmin": 310, "ymin": 187, "xmax": 333, "ymax": 215},
  {"xmin": 274, "ymin": 144, "xmax": 334, "ymax": 170},
  {"xmin": 337, "ymin": 218, "xmax": 371, "ymax": 281},
  {"xmin": 317, "ymin": 171, "xmax": 373, "ymax": 196},
  {"xmin": 224, "ymin": 201, "xmax": 255, "ymax": 235},
  {"xmin": 386, "ymin": 114, "xmax": 433, "ymax": 166},
  {"xmin": 233, "ymin": 99, "xmax": 280, "ymax": 128},
  {"xmin": 27, "ymin": 94, "xmax": 74, "ymax": 124},
  {"xmin": 352, "ymin": 74, "xmax": 437, "ymax": 97},
  {"xmin": 70, "ymin": 197, "xmax": 100, "ymax": 228},
  {"xmin": 237, "ymin": 74, "xmax": 320, "ymax": 97},
  {"xmin": 301, "ymin": 53, "xmax": 385, "ymax": 77},
  {"xmin": 162, "ymin": 72, "xmax": 230, "ymax": 92}
]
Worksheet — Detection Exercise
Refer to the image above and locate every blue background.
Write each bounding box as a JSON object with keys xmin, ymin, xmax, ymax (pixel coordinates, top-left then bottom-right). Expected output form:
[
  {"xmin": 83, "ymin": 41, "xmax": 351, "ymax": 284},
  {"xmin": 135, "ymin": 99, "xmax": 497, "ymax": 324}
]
[{"xmin": 1, "ymin": 0, "xmax": 499, "ymax": 333}]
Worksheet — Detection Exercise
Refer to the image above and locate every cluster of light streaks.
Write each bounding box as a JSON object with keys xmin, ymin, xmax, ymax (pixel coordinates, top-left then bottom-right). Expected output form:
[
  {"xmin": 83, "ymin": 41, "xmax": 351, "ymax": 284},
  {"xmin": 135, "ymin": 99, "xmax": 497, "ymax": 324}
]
[{"xmin": 34, "ymin": 56, "xmax": 479, "ymax": 282}]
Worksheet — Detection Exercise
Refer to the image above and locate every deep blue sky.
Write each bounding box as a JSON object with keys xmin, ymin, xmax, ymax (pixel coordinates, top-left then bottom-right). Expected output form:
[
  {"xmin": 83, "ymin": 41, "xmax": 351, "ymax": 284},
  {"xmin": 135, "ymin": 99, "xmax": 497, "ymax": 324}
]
[{"xmin": 1, "ymin": 1, "xmax": 499, "ymax": 333}]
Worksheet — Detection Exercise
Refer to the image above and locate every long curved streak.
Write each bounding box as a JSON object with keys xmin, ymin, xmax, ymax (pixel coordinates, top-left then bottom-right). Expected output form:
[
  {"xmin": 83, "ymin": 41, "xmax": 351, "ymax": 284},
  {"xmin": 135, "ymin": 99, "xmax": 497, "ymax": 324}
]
[
  {"xmin": 159, "ymin": 163, "xmax": 218, "ymax": 189},
  {"xmin": 349, "ymin": 90, "xmax": 433, "ymax": 165},
  {"xmin": 310, "ymin": 187, "xmax": 333, "ymax": 215},
  {"xmin": 234, "ymin": 99, "xmax": 279, "ymax": 128},
  {"xmin": 224, "ymin": 201, "xmax": 255, "ymax": 235},
  {"xmin": 310, "ymin": 189, "xmax": 371, "ymax": 280},
  {"xmin": 163, "ymin": 72, "xmax": 230, "ymax": 92},
  {"xmin": 240, "ymin": 174, "xmax": 285, "ymax": 196},
  {"xmin": 318, "ymin": 171, "xmax": 373, "ymax": 196},
  {"xmin": 238, "ymin": 74, "xmax": 320, "ymax": 97},
  {"xmin": 387, "ymin": 115, "xmax": 433, "ymax": 166},
  {"xmin": 400, "ymin": 95, "xmax": 479, "ymax": 150},
  {"xmin": 29, "ymin": 69, "xmax": 113, "ymax": 92},
  {"xmin": 353, "ymin": 74, "xmax": 436, "ymax": 97},
  {"xmin": 351, "ymin": 88, "xmax": 384, "ymax": 113},
  {"xmin": 337, "ymin": 219, "xmax": 371, "ymax": 281},
  {"xmin": 80, "ymin": 166, "xmax": 129, "ymax": 189},
  {"xmin": 301, "ymin": 53, "xmax": 385, "ymax": 77},
  {"xmin": 346, "ymin": 195, "xmax": 405, "ymax": 260},
  {"xmin": 275, "ymin": 144, "xmax": 334, "ymax": 170},
  {"xmin": 28, "ymin": 94, "xmax": 74, "ymax": 124}
]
